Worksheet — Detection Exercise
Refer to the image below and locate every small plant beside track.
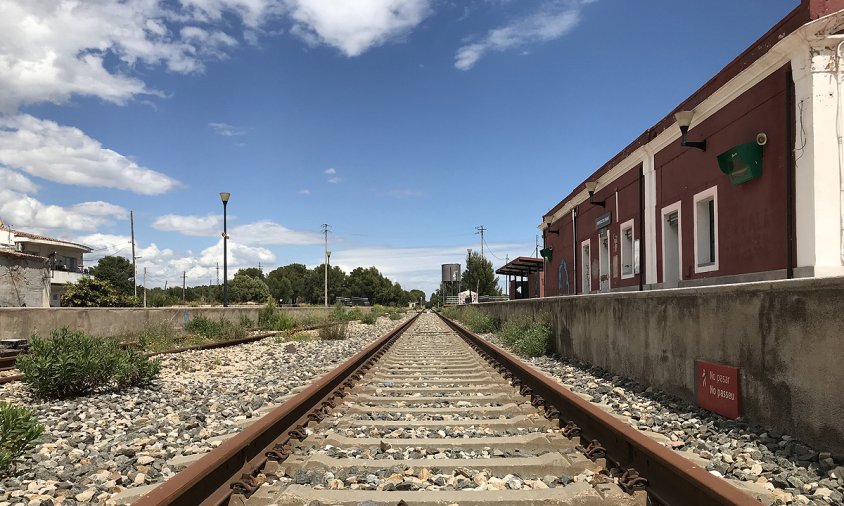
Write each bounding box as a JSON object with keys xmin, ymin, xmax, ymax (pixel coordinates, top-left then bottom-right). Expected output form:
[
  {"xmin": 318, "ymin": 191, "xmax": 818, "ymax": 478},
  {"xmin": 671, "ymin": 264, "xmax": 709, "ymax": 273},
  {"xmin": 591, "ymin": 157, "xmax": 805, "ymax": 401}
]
[
  {"xmin": 17, "ymin": 329, "xmax": 160, "ymax": 399},
  {"xmin": 0, "ymin": 402, "xmax": 43, "ymax": 476},
  {"xmin": 318, "ymin": 323, "xmax": 348, "ymax": 340},
  {"xmin": 498, "ymin": 318, "xmax": 552, "ymax": 357},
  {"xmin": 184, "ymin": 315, "xmax": 247, "ymax": 341}
]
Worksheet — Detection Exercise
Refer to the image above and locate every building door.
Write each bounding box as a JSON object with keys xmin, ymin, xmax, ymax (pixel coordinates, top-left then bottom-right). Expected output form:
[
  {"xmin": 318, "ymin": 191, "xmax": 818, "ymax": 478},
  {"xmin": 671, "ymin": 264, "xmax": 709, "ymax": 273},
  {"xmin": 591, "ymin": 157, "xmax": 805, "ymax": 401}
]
[
  {"xmin": 599, "ymin": 230, "xmax": 610, "ymax": 292},
  {"xmin": 581, "ymin": 241, "xmax": 591, "ymax": 293},
  {"xmin": 662, "ymin": 209, "xmax": 681, "ymax": 288}
]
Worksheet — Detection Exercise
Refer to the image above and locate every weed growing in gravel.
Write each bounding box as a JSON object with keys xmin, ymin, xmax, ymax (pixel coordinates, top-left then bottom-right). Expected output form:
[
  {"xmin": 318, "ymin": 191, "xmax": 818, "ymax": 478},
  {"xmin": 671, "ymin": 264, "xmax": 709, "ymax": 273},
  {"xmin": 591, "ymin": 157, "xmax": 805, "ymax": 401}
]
[
  {"xmin": 239, "ymin": 314, "xmax": 254, "ymax": 329},
  {"xmin": 319, "ymin": 323, "xmax": 348, "ymax": 340},
  {"xmin": 499, "ymin": 318, "xmax": 552, "ymax": 358},
  {"xmin": 184, "ymin": 316, "xmax": 247, "ymax": 341},
  {"xmin": 360, "ymin": 311, "xmax": 378, "ymax": 325},
  {"xmin": 134, "ymin": 321, "xmax": 183, "ymax": 353},
  {"xmin": 0, "ymin": 402, "xmax": 43, "ymax": 476},
  {"xmin": 457, "ymin": 306, "xmax": 498, "ymax": 334},
  {"xmin": 17, "ymin": 329, "xmax": 161, "ymax": 399},
  {"xmin": 274, "ymin": 332, "xmax": 314, "ymax": 343}
]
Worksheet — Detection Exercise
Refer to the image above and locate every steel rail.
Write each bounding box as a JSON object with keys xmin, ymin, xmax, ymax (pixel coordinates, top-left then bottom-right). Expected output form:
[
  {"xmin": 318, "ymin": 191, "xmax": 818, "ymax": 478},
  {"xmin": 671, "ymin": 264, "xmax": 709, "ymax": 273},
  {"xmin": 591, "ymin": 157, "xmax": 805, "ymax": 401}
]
[
  {"xmin": 437, "ymin": 313, "xmax": 762, "ymax": 506},
  {"xmin": 134, "ymin": 314, "xmax": 419, "ymax": 506}
]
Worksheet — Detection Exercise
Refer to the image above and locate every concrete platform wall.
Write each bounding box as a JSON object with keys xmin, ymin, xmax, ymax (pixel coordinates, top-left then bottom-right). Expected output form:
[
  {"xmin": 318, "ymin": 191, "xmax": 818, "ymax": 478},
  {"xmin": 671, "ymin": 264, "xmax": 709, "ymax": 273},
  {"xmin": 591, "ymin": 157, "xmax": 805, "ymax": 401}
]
[
  {"xmin": 459, "ymin": 277, "xmax": 844, "ymax": 456},
  {"xmin": 0, "ymin": 306, "xmax": 336, "ymax": 340}
]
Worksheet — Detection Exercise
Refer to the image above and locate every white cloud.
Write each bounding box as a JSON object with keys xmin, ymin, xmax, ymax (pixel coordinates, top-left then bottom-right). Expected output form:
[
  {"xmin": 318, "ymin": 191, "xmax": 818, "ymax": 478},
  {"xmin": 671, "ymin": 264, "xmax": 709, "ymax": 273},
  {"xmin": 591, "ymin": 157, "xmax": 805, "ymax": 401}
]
[
  {"xmin": 0, "ymin": 168, "xmax": 37, "ymax": 194},
  {"xmin": 152, "ymin": 214, "xmax": 222, "ymax": 236},
  {"xmin": 285, "ymin": 0, "xmax": 432, "ymax": 56},
  {"xmin": 233, "ymin": 220, "xmax": 323, "ymax": 245},
  {"xmin": 455, "ymin": 0, "xmax": 587, "ymax": 70},
  {"xmin": 0, "ymin": 114, "xmax": 179, "ymax": 194},
  {"xmin": 327, "ymin": 176, "xmax": 342, "ymax": 184},
  {"xmin": 298, "ymin": 189, "xmax": 311, "ymax": 195},
  {"xmin": 78, "ymin": 232, "xmax": 276, "ymax": 287},
  {"xmin": 0, "ymin": 0, "xmax": 273, "ymax": 112},
  {"xmin": 0, "ymin": 188, "xmax": 128, "ymax": 233},
  {"xmin": 324, "ymin": 167, "xmax": 336, "ymax": 174},
  {"xmin": 150, "ymin": 214, "xmax": 323, "ymax": 246},
  {"xmin": 208, "ymin": 122, "xmax": 247, "ymax": 136}
]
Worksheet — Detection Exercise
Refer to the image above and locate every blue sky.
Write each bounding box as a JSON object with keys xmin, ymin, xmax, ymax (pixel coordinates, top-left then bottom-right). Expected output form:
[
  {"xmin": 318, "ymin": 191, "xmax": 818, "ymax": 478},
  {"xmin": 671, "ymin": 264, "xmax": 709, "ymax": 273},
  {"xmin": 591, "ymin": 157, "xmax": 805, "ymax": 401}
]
[{"xmin": 0, "ymin": 0, "xmax": 798, "ymax": 296}]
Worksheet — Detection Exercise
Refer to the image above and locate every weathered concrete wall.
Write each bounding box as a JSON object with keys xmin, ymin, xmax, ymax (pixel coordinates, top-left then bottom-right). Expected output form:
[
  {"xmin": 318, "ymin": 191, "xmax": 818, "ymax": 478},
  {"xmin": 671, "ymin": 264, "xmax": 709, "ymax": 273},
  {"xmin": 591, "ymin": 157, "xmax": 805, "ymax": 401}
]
[
  {"xmin": 0, "ymin": 254, "xmax": 49, "ymax": 308},
  {"xmin": 0, "ymin": 306, "xmax": 335, "ymax": 339},
  {"xmin": 459, "ymin": 277, "xmax": 844, "ymax": 456}
]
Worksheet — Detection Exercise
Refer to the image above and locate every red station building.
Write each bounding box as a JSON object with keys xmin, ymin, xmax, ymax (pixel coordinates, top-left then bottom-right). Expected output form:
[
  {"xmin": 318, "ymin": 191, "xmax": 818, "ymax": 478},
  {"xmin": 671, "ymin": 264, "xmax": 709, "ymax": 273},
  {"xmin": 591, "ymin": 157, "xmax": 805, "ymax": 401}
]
[{"xmin": 540, "ymin": 0, "xmax": 844, "ymax": 296}]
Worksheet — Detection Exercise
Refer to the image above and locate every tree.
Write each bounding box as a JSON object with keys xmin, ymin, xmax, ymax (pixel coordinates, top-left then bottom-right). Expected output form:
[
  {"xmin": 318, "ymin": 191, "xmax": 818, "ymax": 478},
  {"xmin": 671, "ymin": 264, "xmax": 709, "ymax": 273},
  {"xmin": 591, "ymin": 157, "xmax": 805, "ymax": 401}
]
[
  {"xmin": 267, "ymin": 264, "xmax": 308, "ymax": 304},
  {"xmin": 408, "ymin": 289, "xmax": 426, "ymax": 305},
  {"xmin": 61, "ymin": 277, "xmax": 129, "ymax": 307},
  {"xmin": 228, "ymin": 273, "xmax": 271, "ymax": 303},
  {"xmin": 236, "ymin": 267, "xmax": 265, "ymax": 281},
  {"xmin": 89, "ymin": 256, "xmax": 134, "ymax": 295},
  {"xmin": 461, "ymin": 251, "xmax": 502, "ymax": 296}
]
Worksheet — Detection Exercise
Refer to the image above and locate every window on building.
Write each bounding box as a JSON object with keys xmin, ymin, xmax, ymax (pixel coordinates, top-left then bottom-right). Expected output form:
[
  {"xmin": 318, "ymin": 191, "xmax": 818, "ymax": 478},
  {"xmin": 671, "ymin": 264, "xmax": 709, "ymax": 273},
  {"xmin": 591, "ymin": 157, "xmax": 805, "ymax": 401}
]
[
  {"xmin": 694, "ymin": 186, "xmax": 718, "ymax": 273},
  {"xmin": 620, "ymin": 219, "xmax": 634, "ymax": 279}
]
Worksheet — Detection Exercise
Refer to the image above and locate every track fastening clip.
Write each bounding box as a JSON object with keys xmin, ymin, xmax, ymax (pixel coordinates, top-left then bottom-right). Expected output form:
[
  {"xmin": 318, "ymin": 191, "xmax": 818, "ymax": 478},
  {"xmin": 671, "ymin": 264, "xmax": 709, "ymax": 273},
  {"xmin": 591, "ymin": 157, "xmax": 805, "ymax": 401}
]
[
  {"xmin": 584, "ymin": 440, "xmax": 607, "ymax": 459},
  {"xmin": 619, "ymin": 468, "xmax": 648, "ymax": 492}
]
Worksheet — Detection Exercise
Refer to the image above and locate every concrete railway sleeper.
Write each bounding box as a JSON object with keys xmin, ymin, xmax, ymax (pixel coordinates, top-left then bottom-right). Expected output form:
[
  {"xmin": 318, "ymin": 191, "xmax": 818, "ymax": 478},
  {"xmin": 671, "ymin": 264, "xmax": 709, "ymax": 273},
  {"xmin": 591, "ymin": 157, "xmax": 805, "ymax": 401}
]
[{"xmin": 133, "ymin": 313, "xmax": 762, "ymax": 506}]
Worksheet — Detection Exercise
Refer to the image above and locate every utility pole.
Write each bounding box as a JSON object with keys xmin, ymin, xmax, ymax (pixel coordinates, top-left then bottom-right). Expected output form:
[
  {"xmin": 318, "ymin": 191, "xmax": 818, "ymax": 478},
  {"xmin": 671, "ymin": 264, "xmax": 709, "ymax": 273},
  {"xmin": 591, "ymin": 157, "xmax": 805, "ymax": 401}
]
[
  {"xmin": 216, "ymin": 263, "xmax": 220, "ymax": 285},
  {"xmin": 182, "ymin": 271, "xmax": 186, "ymax": 301},
  {"xmin": 535, "ymin": 235, "xmax": 539, "ymax": 257},
  {"xmin": 130, "ymin": 210, "xmax": 136, "ymax": 298},
  {"xmin": 505, "ymin": 254, "xmax": 510, "ymax": 298},
  {"xmin": 143, "ymin": 267, "xmax": 147, "ymax": 308},
  {"xmin": 321, "ymin": 224, "xmax": 330, "ymax": 307},
  {"xmin": 475, "ymin": 226, "xmax": 487, "ymax": 259}
]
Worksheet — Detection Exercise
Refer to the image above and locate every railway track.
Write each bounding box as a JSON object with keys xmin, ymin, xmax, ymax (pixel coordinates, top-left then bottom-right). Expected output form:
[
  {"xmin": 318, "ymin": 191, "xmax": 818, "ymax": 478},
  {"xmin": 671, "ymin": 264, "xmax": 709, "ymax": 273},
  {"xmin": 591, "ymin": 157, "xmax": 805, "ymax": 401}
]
[{"xmin": 133, "ymin": 312, "xmax": 762, "ymax": 506}]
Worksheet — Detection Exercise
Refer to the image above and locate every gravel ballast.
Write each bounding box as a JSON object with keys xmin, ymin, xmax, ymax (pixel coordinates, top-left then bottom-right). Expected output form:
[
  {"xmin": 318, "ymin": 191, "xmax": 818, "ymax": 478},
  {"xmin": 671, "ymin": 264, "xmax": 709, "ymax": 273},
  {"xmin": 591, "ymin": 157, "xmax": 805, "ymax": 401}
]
[
  {"xmin": 479, "ymin": 331, "xmax": 844, "ymax": 506},
  {"xmin": 0, "ymin": 316, "xmax": 408, "ymax": 506}
]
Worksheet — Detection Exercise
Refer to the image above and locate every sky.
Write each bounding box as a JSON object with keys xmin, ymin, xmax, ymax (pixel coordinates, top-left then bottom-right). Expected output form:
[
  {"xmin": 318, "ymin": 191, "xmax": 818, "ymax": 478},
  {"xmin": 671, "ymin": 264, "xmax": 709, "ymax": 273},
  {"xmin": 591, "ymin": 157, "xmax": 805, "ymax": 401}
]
[{"xmin": 0, "ymin": 0, "xmax": 800, "ymax": 297}]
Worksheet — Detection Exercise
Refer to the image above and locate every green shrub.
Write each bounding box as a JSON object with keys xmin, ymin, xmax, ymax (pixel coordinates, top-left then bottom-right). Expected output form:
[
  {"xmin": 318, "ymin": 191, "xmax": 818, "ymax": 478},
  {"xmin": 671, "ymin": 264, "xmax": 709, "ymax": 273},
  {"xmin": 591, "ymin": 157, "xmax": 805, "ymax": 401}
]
[
  {"xmin": 498, "ymin": 318, "xmax": 552, "ymax": 358},
  {"xmin": 269, "ymin": 312, "xmax": 296, "ymax": 331},
  {"xmin": 258, "ymin": 299, "xmax": 278, "ymax": 328},
  {"xmin": 60, "ymin": 277, "xmax": 131, "ymax": 307},
  {"xmin": 184, "ymin": 316, "xmax": 247, "ymax": 341},
  {"xmin": 388, "ymin": 311, "xmax": 403, "ymax": 321},
  {"xmin": 17, "ymin": 329, "xmax": 160, "ymax": 399},
  {"xmin": 239, "ymin": 314, "xmax": 255, "ymax": 329},
  {"xmin": 458, "ymin": 306, "xmax": 498, "ymax": 334},
  {"xmin": 319, "ymin": 323, "xmax": 347, "ymax": 340},
  {"xmin": 0, "ymin": 402, "xmax": 43, "ymax": 475},
  {"xmin": 135, "ymin": 321, "xmax": 182, "ymax": 353},
  {"xmin": 360, "ymin": 311, "xmax": 378, "ymax": 325}
]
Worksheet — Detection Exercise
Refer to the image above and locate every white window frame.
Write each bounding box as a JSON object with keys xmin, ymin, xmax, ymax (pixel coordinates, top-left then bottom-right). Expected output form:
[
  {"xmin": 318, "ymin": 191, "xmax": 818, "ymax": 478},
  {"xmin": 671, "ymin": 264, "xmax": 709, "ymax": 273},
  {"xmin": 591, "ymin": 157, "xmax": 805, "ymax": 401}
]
[
  {"xmin": 693, "ymin": 186, "xmax": 719, "ymax": 273},
  {"xmin": 619, "ymin": 218, "xmax": 635, "ymax": 280},
  {"xmin": 660, "ymin": 201, "xmax": 683, "ymax": 284},
  {"xmin": 581, "ymin": 238, "xmax": 591, "ymax": 294}
]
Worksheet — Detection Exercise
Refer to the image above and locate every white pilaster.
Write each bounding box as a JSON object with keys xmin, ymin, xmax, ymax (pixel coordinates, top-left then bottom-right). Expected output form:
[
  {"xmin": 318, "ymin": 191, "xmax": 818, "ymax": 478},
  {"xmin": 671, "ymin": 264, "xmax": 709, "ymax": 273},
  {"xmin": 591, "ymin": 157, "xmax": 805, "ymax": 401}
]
[
  {"xmin": 643, "ymin": 150, "xmax": 658, "ymax": 284},
  {"xmin": 791, "ymin": 38, "xmax": 844, "ymax": 276}
]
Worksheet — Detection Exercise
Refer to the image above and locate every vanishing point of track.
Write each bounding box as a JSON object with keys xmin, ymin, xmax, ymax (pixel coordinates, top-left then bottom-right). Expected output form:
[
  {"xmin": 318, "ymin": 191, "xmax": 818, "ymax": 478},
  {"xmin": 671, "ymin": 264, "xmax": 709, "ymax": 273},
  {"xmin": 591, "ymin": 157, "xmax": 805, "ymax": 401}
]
[{"xmin": 134, "ymin": 312, "xmax": 762, "ymax": 506}]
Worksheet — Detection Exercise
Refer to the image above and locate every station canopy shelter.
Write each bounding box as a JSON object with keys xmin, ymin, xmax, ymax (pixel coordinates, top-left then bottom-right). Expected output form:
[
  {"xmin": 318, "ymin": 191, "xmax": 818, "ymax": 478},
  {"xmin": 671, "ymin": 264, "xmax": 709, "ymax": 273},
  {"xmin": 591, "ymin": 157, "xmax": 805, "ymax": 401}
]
[{"xmin": 496, "ymin": 257, "xmax": 544, "ymax": 300}]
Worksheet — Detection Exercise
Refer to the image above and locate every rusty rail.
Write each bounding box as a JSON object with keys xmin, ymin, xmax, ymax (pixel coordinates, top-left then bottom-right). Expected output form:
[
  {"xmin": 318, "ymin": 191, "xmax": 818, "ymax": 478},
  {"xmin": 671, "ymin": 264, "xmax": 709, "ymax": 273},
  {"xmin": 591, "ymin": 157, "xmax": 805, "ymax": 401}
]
[
  {"xmin": 437, "ymin": 313, "xmax": 761, "ymax": 506},
  {"xmin": 134, "ymin": 314, "xmax": 418, "ymax": 506}
]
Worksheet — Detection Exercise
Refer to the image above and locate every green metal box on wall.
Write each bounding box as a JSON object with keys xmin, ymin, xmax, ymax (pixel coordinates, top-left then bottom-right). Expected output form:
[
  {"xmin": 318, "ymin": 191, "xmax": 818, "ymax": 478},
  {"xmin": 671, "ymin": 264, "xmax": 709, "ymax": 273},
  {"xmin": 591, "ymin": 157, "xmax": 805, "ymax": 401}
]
[{"xmin": 717, "ymin": 142, "xmax": 763, "ymax": 185}]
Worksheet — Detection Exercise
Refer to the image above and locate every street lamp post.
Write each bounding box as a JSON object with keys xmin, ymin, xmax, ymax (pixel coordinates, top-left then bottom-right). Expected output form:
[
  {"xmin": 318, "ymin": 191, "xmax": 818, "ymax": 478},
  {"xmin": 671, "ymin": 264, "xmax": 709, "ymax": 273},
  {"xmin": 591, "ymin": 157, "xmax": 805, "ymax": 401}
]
[{"xmin": 220, "ymin": 192, "xmax": 230, "ymax": 307}]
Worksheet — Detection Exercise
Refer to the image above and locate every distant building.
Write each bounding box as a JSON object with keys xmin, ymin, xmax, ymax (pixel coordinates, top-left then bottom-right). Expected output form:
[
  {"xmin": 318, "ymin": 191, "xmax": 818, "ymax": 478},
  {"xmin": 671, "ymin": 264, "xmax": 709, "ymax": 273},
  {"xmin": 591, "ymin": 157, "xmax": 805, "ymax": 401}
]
[
  {"xmin": 0, "ymin": 227, "xmax": 93, "ymax": 307},
  {"xmin": 540, "ymin": 1, "xmax": 844, "ymax": 296},
  {"xmin": 0, "ymin": 249, "xmax": 50, "ymax": 307}
]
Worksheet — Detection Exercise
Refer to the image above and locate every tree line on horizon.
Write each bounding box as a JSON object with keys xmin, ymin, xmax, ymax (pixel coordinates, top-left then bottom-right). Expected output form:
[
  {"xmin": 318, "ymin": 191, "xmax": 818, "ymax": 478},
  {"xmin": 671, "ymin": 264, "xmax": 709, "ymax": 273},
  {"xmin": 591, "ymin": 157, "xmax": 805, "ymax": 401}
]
[{"xmin": 62, "ymin": 255, "xmax": 426, "ymax": 307}]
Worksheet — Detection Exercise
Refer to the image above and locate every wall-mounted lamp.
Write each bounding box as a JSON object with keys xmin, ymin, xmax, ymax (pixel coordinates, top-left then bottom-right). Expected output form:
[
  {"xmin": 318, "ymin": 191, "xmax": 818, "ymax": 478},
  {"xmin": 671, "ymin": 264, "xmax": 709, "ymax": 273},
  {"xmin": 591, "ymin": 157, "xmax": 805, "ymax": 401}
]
[
  {"xmin": 584, "ymin": 181, "xmax": 606, "ymax": 208},
  {"xmin": 542, "ymin": 216, "xmax": 560, "ymax": 235},
  {"xmin": 674, "ymin": 110, "xmax": 706, "ymax": 151}
]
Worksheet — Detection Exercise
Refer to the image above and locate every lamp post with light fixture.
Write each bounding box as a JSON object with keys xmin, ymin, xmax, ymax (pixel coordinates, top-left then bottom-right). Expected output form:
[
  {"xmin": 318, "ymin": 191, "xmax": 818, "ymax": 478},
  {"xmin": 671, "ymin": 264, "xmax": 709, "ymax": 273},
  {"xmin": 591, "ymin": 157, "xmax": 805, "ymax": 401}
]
[
  {"xmin": 220, "ymin": 192, "xmax": 230, "ymax": 307},
  {"xmin": 674, "ymin": 110, "xmax": 707, "ymax": 151}
]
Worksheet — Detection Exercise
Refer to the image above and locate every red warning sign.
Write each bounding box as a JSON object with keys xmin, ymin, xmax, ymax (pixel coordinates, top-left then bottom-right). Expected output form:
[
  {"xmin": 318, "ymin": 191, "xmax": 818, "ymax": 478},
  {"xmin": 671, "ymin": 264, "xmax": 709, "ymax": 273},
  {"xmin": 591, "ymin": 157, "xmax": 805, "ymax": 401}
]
[{"xmin": 695, "ymin": 360, "xmax": 741, "ymax": 419}]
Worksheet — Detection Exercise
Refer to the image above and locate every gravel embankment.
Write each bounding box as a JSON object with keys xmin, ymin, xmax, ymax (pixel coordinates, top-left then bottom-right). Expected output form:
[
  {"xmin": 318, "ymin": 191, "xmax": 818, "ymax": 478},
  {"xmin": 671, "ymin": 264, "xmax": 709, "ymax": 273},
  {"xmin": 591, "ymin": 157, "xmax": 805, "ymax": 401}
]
[
  {"xmin": 480, "ymin": 332, "xmax": 844, "ymax": 506},
  {"xmin": 0, "ymin": 316, "xmax": 408, "ymax": 506}
]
